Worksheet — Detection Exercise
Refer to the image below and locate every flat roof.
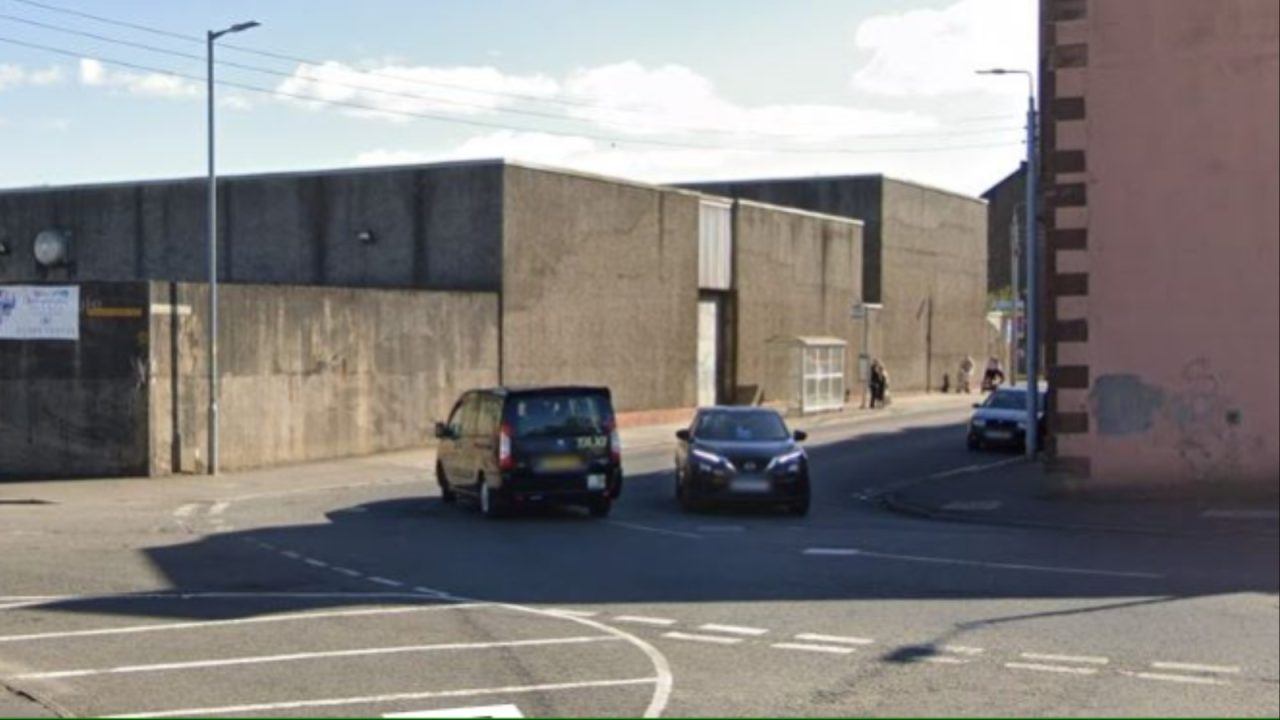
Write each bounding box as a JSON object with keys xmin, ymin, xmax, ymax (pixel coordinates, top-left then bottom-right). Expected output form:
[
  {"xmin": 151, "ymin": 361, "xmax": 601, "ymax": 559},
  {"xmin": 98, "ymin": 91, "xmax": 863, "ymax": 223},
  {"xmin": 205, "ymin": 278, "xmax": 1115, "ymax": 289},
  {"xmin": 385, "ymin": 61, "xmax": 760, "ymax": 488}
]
[
  {"xmin": 682, "ymin": 172, "xmax": 986, "ymax": 206},
  {"xmin": 734, "ymin": 198, "xmax": 864, "ymax": 227},
  {"xmin": 0, "ymin": 157, "xmax": 725, "ymax": 203}
]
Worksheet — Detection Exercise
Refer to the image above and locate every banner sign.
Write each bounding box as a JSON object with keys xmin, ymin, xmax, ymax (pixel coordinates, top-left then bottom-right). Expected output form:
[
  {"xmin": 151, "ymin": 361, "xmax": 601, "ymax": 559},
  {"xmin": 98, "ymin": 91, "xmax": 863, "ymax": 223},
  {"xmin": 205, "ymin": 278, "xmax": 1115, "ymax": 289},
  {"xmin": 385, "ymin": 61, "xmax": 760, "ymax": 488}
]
[{"xmin": 0, "ymin": 285, "xmax": 80, "ymax": 340}]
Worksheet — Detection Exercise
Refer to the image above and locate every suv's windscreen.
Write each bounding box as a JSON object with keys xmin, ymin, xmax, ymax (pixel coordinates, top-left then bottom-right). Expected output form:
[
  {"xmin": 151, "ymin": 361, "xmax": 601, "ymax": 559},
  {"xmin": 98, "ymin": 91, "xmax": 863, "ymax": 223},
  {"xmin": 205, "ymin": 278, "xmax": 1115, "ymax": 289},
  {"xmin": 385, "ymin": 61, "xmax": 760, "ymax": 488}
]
[
  {"xmin": 511, "ymin": 394, "xmax": 611, "ymax": 437},
  {"xmin": 983, "ymin": 389, "xmax": 1045, "ymax": 410},
  {"xmin": 694, "ymin": 410, "xmax": 789, "ymax": 442}
]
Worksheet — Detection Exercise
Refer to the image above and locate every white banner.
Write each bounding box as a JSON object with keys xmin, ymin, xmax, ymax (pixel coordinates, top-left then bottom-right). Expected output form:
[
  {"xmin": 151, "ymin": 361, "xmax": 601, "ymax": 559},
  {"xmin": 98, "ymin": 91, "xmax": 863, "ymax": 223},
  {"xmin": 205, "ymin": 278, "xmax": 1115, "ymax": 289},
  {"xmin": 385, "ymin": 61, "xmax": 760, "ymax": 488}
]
[{"xmin": 0, "ymin": 285, "xmax": 80, "ymax": 341}]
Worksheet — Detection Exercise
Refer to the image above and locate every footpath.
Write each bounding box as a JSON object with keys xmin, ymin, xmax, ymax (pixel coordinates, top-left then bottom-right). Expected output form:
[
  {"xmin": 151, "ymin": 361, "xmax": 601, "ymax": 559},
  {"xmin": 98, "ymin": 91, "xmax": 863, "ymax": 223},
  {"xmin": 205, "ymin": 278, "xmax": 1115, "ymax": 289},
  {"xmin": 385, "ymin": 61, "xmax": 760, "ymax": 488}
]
[{"xmin": 882, "ymin": 456, "xmax": 1279, "ymax": 539}]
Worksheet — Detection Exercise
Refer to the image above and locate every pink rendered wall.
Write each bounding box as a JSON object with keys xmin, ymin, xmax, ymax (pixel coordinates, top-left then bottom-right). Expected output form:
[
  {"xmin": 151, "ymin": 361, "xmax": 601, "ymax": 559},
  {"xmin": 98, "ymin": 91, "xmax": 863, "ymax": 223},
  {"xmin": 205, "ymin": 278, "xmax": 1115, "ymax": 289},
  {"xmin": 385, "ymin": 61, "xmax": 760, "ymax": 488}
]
[{"xmin": 1080, "ymin": 0, "xmax": 1279, "ymax": 489}]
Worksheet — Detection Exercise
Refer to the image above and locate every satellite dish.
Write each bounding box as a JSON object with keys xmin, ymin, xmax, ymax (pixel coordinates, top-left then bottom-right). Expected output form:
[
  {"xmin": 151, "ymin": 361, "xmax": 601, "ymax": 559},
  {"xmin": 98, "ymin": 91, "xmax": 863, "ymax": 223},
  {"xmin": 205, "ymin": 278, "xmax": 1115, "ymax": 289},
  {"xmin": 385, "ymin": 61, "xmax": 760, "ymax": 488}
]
[{"xmin": 33, "ymin": 229, "xmax": 69, "ymax": 267}]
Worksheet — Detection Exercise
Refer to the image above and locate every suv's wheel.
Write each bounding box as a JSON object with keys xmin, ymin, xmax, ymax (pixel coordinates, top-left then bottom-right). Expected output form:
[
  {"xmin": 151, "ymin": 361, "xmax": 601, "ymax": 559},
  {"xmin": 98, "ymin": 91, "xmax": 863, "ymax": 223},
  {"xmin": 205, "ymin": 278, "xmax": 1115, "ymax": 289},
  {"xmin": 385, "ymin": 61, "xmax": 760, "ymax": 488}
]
[
  {"xmin": 436, "ymin": 462, "xmax": 456, "ymax": 504},
  {"xmin": 479, "ymin": 478, "xmax": 505, "ymax": 519},
  {"xmin": 588, "ymin": 496, "xmax": 612, "ymax": 518}
]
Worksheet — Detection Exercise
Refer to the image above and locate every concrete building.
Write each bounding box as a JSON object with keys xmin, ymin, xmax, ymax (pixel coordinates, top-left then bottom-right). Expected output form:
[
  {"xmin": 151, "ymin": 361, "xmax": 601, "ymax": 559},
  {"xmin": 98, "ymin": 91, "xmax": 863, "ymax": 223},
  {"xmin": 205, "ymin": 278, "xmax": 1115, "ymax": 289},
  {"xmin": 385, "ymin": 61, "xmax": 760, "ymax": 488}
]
[
  {"xmin": 1039, "ymin": 0, "xmax": 1279, "ymax": 493},
  {"xmin": 981, "ymin": 163, "xmax": 1027, "ymax": 296},
  {"xmin": 683, "ymin": 175, "xmax": 989, "ymax": 394},
  {"xmin": 1, "ymin": 160, "xmax": 863, "ymax": 476}
]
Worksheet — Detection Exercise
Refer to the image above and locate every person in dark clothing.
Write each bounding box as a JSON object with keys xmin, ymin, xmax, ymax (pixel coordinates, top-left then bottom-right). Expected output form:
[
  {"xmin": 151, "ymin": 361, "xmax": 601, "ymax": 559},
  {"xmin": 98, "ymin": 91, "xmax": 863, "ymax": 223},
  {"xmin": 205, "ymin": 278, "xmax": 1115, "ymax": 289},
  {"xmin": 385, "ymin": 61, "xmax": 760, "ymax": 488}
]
[{"xmin": 869, "ymin": 359, "xmax": 889, "ymax": 409}]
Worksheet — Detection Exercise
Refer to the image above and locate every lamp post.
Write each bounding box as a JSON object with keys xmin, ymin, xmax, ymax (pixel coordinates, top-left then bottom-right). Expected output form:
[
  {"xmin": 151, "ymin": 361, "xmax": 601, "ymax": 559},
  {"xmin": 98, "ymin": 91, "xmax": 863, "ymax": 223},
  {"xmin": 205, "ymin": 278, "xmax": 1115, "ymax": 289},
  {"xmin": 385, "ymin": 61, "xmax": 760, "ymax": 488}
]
[
  {"xmin": 978, "ymin": 68, "xmax": 1038, "ymax": 458},
  {"xmin": 207, "ymin": 20, "xmax": 259, "ymax": 475}
]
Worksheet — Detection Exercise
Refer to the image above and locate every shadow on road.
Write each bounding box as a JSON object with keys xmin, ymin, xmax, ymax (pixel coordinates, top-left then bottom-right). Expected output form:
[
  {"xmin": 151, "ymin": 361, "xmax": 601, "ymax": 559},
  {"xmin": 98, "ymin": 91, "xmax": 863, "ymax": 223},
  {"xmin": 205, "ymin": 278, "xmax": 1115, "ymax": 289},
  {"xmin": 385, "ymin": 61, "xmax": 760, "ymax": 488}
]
[{"xmin": 19, "ymin": 421, "xmax": 1280, "ymax": 623}]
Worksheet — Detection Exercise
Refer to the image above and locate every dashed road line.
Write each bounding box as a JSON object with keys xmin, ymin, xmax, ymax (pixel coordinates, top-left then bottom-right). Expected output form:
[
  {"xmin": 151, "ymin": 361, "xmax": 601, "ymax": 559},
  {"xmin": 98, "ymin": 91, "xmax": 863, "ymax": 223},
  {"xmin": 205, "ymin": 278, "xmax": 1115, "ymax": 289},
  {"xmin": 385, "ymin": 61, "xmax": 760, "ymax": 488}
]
[
  {"xmin": 333, "ymin": 567, "xmax": 364, "ymax": 578},
  {"xmin": 304, "ymin": 559, "xmax": 329, "ymax": 568},
  {"xmin": 369, "ymin": 577, "xmax": 405, "ymax": 588},
  {"xmin": 103, "ymin": 677, "xmax": 659, "ymax": 718},
  {"xmin": 172, "ymin": 504, "xmax": 199, "ymax": 518},
  {"xmin": 803, "ymin": 547, "xmax": 1164, "ymax": 579},
  {"xmin": 545, "ymin": 609, "xmax": 599, "ymax": 618},
  {"xmin": 662, "ymin": 631, "xmax": 743, "ymax": 645},
  {"xmin": 943, "ymin": 645, "xmax": 985, "ymax": 655},
  {"xmin": 1151, "ymin": 661, "xmax": 1241, "ymax": 674},
  {"xmin": 1005, "ymin": 662, "xmax": 1099, "ymax": 676},
  {"xmin": 1020, "ymin": 652, "xmax": 1109, "ymax": 665},
  {"xmin": 17, "ymin": 635, "xmax": 621, "ymax": 680},
  {"xmin": 604, "ymin": 520, "xmax": 703, "ymax": 540},
  {"xmin": 794, "ymin": 633, "xmax": 875, "ymax": 646},
  {"xmin": 0, "ymin": 605, "xmax": 482, "ymax": 644},
  {"xmin": 281, "ymin": 551, "xmax": 302, "ymax": 560},
  {"xmin": 1123, "ymin": 670, "xmax": 1230, "ymax": 686},
  {"xmin": 771, "ymin": 642, "xmax": 855, "ymax": 655},
  {"xmin": 922, "ymin": 656, "xmax": 969, "ymax": 665},
  {"xmin": 209, "ymin": 501, "xmax": 229, "ymax": 516},
  {"xmin": 698, "ymin": 623, "xmax": 767, "ymax": 637},
  {"xmin": 615, "ymin": 615, "xmax": 677, "ymax": 627}
]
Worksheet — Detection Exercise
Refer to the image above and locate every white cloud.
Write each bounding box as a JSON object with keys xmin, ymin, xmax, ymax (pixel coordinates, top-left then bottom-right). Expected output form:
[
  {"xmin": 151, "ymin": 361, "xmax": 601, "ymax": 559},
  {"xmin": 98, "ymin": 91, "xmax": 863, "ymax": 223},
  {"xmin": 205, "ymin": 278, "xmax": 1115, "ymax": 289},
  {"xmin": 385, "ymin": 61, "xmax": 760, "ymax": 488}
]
[
  {"xmin": 78, "ymin": 58, "xmax": 200, "ymax": 99},
  {"xmin": 851, "ymin": 0, "xmax": 1036, "ymax": 97},
  {"xmin": 0, "ymin": 63, "xmax": 65, "ymax": 92},
  {"xmin": 276, "ymin": 61, "xmax": 559, "ymax": 122}
]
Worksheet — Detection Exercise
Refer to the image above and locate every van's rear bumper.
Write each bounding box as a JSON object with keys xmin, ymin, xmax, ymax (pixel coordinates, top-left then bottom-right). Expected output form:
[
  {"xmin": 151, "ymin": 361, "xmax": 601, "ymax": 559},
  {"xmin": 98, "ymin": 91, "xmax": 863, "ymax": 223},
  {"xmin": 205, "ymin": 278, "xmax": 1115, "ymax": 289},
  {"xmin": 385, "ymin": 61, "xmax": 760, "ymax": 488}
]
[{"xmin": 498, "ymin": 468, "xmax": 623, "ymax": 500}]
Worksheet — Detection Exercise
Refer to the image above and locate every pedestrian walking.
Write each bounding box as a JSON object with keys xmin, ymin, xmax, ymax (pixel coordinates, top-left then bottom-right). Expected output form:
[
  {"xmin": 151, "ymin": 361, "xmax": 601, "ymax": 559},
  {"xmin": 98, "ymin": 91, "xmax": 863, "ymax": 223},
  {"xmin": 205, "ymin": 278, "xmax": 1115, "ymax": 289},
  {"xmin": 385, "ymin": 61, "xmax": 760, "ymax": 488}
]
[
  {"xmin": 869, "ymin": 359, "xmax": 890, "ymax": 408},
  {"xmin": 958, "ymin": 355, "xmax": 975, "ymax": 394}
]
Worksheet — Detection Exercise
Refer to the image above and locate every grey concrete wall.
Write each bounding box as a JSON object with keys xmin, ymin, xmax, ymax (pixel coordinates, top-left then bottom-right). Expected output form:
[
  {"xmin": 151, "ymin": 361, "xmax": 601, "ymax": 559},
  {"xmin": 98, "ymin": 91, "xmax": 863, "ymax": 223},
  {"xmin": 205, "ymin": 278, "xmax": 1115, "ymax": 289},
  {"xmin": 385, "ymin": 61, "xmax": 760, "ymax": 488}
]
[
  {"xmin": 679, "ymin": 175, "xmax": 988, "ymax": 394},
  {"xmin": 878, "ymin": 179, "xmax": 988, "ymax": 393},
  {"xmin": 150, "ymin": 282, "xmax": 499, "ymax": 474},
  {"xmin": 0, "ymin": 162, "xmax": 504, "ymax": 292},
  {"xmin": 501, "ymin": 166, "xmax": 700, "ymax": 412},
  {"xmin": 0, "ymin": 282, "xmax": 151, "ymax": 478},
  {"xmin": 732, "ymin": 201, "xmax": 863, "ymax": 405},
  {"xmin": 682, "ymin": 178, "xmax": 884, "ymax": 303}
]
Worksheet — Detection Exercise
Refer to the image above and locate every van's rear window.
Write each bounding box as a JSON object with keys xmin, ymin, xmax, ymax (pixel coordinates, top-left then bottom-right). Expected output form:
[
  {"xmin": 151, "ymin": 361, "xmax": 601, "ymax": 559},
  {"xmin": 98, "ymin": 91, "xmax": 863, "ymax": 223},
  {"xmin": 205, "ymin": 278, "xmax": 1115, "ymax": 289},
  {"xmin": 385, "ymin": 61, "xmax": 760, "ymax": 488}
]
[{"xmin": 511, "ymin": 394, "xmax": 611, "ymax": 437}]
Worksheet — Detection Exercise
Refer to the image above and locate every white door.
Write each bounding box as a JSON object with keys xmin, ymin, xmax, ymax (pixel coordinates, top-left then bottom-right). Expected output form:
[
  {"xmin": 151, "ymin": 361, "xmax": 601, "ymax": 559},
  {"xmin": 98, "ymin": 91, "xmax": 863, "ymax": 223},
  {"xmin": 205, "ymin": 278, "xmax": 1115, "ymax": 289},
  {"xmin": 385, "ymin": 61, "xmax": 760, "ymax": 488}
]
[{"xmin": 697, "ymin": 300, "xmax": 719, "ymax": 407}]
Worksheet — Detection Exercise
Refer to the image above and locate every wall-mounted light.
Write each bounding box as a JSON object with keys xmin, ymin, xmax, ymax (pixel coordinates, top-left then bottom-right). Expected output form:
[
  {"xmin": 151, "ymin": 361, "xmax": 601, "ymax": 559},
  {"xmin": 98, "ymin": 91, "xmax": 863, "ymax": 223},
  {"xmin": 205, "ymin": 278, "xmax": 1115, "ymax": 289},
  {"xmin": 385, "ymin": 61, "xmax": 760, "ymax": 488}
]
[
  {"xmin": 356, "ymin": 229, "xmax": 376, "ymax": 245},
  {"xmin": 33, "ymin": 229, "xmax": 70, "ymax": 267}
]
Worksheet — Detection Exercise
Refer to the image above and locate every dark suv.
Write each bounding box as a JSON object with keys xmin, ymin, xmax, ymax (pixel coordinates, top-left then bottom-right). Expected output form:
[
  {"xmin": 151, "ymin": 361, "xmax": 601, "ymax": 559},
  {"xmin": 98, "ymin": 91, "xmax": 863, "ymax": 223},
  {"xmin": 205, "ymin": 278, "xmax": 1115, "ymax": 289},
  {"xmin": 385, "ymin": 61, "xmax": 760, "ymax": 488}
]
[{"xmin": 434, "ymin": 386, "xmax": 622, "ymax": 518}]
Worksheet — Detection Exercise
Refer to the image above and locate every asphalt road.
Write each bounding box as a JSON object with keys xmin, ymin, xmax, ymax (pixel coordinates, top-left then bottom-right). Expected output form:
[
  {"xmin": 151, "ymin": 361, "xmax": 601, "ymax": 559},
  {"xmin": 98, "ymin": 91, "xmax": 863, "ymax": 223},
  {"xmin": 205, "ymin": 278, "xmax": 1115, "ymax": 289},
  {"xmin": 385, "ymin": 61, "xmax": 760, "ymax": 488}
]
[{"xmin": 2, "ymin": 407, "xmax": 1277, "ymax": 717}]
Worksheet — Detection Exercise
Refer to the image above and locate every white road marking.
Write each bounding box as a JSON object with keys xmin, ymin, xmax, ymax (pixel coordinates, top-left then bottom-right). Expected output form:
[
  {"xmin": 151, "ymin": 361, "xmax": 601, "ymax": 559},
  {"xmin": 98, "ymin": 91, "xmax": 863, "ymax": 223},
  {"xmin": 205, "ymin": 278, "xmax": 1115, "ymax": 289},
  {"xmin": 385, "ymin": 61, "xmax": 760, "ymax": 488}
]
[
  {"xmin": 545, "ymin": 609, "xmax": 598, "ymax": 618},
  {"xmin": 794, "ymin": 633, "xmax": 875, "ymax": 646},
  {"xmin": 1020, "ymin": 652, "xmax": 1110, "ymax": 665},
  {"xmin": 1005, "ymin": 662, "xmax": 1099, "ymax": 676},
  {"xmin": 940, "ymin": 500, "xmax": 1002, "ymax": 511},
  {"xmin": 927, "ymin": 457, "xmax": 1023, "ymax": 480},
  {"xmin": 17, "ymin": 635, "xmax": 620, "ymax": 680},
  {"xmin": 1201, "ymin": 509, "xmax": 1279, "ymax": 520},
  {"xmin": 1151, "ymin": 661, "xmax": 1241, "ymax": 674},
  {"xmin": 333, "ymin": 567, "xmax": 364, "ymax": 578},
  {"xmin": 0, "ymin": 604, "xmax": 483, "ymax": 644},
  {"xmin": 615, "ymin": 615, "xmax": 677, "ymax": 627},
  {"xmin": 802, "ymin": 548, "xmax": 1164, "ymax": 579},
  {"xmin": 208, "ymin": 501, "xmax": 229, "ymax": 516},
  {"xmin": 922, "ymin": 656, "xmax": 969, "ymax": 665},
  {"xmin": 604, "ymin": 520, "xmax": 702, "ymax": 540},
  {"xmin": 698, "ymin": 623, "xmax": 768, "ymax": 636},
  {"xmin": 304, "ymin": 559, "xmax": 329, "ymax": 568},
  {"xmin": 696, "ymin": 525, "xmax": 745, "ymax": 533},
  {"xmin": 1123, "ymin": 671, "xmax": 1230, "ymax": 686},
  {"xmin": 281, "ymin": 551, "xmax": 302, "ymax": 559},
  {"xmin": 662, "ymin": 631, "xmax": 743, "ymax": 645},
  {"xmin": 384, "ymin": 704, "xmax": 523, "ymax": 718},
  {"xmin": 943, "ymin": 645, "xmax": 985, "ymax": 655},
  {"xmin": 771, "ymin": 642, "xmax": 855, "ymax": 655},
  {"xmin": 104, "ymin": 677, "xmax": 658, "ymax": 718},
  {"xmin": 369, "ymin": 577, "xmax": 405, "ymax": 588},
  {"xmin": 172, "ymin": 504, "xmax": 199, "ymax": 518}
]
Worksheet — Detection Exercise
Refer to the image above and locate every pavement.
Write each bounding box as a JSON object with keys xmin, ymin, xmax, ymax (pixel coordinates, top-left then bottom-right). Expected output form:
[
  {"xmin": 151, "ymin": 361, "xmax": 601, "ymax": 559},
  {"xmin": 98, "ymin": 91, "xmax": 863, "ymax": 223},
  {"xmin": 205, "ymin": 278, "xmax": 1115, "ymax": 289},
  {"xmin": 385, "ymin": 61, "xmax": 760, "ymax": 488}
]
[
  {"xmin": 2, "ymin": 395, "xmax": 1277, "ymax": 717},
  {"xmin": 880, "ymin": 453, "xmax": 1280, "ymax": 539}
]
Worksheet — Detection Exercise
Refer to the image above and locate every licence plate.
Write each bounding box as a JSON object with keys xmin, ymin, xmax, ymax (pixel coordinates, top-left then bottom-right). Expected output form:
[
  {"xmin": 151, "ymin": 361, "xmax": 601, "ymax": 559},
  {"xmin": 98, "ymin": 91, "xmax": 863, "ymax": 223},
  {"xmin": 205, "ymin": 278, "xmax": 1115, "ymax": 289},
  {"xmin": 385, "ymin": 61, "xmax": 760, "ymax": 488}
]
[
  {"xmin": 986, "ymin": 430, "xmax": 1013, "ymax": 440},
  {"xmin": 587, "ymin": 474, "xmax": 606, "ymax": 490},
  {"xmin": 538, "ymin": 455, "xmax": 585, "ymax": 472},
  {"xmin": 731, "ymin": 478, "xmax": 771, "ymax": 493}
]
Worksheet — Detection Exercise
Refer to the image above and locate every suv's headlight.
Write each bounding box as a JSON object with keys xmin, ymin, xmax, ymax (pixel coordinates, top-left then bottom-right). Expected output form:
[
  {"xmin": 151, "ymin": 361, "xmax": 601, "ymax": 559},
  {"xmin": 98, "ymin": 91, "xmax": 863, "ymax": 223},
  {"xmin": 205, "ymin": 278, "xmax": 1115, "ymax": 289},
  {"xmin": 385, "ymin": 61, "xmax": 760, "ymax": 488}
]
[
  {"xmin": 971, "ymin": 418, "xmax": 987, "ymax": 427},
  {"xmin": 692, "ymin": 448, "xmax": 734, "ymax": 472},
  {"xmin": 767, "ymin": 449, "xmax": 804, "ymax": 473}
]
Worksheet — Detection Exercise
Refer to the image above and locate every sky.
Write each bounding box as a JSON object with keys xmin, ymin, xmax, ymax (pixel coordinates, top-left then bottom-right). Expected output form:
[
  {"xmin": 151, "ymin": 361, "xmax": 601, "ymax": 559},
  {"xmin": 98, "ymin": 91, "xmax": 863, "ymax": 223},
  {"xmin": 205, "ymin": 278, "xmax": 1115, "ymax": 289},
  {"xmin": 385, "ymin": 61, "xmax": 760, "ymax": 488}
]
[{"xmin": 0, "ymin": 0, "xmax": 1036, "ymax": 196}]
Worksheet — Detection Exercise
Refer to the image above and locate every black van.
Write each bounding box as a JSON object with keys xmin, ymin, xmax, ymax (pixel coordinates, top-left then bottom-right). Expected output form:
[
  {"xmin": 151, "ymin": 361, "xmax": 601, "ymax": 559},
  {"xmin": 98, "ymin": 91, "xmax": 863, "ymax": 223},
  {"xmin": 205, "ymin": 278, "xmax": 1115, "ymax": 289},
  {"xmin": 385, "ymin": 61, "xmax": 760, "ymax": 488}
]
[{"xmin": 434, "ymin": 386, "xmax": 622, "ymax": 518}]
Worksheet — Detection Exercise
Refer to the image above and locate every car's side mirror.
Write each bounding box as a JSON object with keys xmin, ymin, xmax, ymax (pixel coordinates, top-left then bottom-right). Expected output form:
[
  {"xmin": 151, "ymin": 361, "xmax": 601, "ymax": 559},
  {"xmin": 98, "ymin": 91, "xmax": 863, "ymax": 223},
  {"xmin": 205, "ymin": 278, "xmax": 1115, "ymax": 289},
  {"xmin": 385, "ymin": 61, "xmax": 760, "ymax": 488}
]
[
  {"xmin": 972, "ymin": 403, "xmax": 981, "ymax": 409},
  {"xmin": 793, "ymin": 430, "xmax": 808, "ymax": 442},
  {"xmin": 434, "ymin": 422, "xmax": 452, "ymax": 440},
  {"xmin": 675, "ymin": 429, "xmax": 691, "ymax": 442}
]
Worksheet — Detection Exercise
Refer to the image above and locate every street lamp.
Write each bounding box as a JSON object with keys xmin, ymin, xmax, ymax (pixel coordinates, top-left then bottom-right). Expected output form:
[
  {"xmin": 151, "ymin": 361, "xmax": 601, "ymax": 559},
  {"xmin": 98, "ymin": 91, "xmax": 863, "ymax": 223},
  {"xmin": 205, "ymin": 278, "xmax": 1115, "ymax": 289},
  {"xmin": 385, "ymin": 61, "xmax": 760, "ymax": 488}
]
[
  {"xmin": 207, "ymin": 20, "xmax": 260, "ymax": 475},
  {"xmin": 977, "ymin": 68, "xmax": 1039, "ymax": 458}
]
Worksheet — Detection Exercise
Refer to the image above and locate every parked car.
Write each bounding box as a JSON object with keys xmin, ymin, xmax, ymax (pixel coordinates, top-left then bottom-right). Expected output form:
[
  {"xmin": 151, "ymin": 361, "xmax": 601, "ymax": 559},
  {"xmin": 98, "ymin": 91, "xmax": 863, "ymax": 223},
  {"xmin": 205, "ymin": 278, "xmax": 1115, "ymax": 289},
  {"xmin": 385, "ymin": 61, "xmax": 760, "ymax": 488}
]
[
  {"xmin": 967, "ymin": 383, "xmax": 1048, "ymax": 451},
  {"xmin": 434, "ymin": 386, "xmax": 622, "ymax": 518},
  {"xmin": 674, "ymin": 407, "xmax": 810, "ymax": 515}
]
